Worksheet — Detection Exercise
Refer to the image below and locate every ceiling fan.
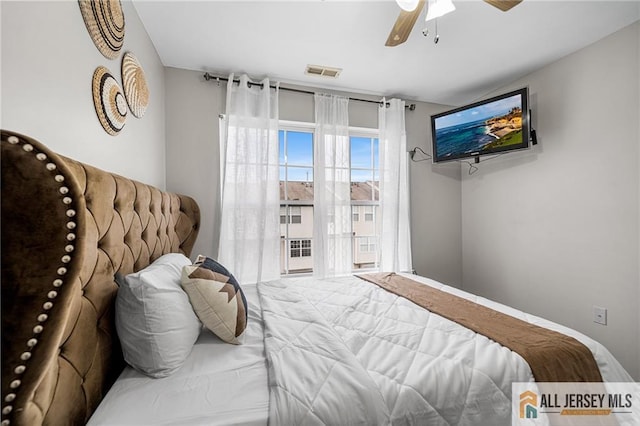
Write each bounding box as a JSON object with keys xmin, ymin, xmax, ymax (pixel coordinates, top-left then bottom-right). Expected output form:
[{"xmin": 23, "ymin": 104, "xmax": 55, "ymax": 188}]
[{"xmin": 386, "ymin": 0, "xmax": 523, "ymax": 47}]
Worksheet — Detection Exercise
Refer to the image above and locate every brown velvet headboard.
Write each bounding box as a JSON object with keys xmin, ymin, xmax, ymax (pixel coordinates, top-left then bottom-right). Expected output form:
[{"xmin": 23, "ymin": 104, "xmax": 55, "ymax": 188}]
[{"xmin": 1, "ymin": 130, "xmax": 201, "ymax": 425}]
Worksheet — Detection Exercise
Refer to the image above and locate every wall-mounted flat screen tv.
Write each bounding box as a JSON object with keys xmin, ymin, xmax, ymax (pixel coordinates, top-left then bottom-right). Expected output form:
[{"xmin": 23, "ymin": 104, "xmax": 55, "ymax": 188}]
[{"xmin": 431, "ymin": 87, "xmax": 530, "ymax": 163}]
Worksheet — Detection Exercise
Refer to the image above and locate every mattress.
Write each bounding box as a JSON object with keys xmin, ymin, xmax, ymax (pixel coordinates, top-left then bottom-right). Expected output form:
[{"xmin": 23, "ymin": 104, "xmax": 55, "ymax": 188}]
[
  {"xmin": 87, "ymin": 283, "xmax": 269, "ymax": 426},
  {"xmin": 89, "ymin": 274, "xmax": 633, "ymax": 426}
]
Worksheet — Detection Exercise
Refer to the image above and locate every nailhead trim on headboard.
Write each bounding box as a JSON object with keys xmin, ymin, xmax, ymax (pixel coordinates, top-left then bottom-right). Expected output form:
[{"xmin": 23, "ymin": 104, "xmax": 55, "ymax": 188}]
[{"xmin": 1, "ymin": 135, "xmax": 77, "ymax": 426}]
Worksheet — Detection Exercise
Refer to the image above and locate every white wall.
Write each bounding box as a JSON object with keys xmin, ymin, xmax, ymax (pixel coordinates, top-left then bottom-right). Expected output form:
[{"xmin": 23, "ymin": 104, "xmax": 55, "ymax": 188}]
[
  {"xmin": 408, "ymin": 103, "xmax": 462, "ymax": 286},
  {"xmin": 164, "ymin": 68, "xmax": 225, "ymax": 260},
  {"xmin": 164, "ymin": 67, "xmax": 463, "ymax": 285},
  {"xmin": 461, "ymin": 22, "xmax": 640, "ymax": 379},
  {"xmin": 1, "ymin": 1, "xmax": 166, "ymax": 188}
]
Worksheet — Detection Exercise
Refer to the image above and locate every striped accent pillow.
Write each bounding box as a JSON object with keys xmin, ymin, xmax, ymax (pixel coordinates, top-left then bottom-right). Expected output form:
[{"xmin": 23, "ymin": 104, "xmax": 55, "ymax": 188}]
[{"xmin": 181, "ymin": 255, "xmax": 248, "ymax": 344}]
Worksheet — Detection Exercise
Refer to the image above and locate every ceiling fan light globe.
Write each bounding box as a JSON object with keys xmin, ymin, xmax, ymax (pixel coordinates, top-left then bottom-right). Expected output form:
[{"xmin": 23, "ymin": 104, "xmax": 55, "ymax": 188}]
[
  {"xmin": 396, "ymin": 0, "xmax": 420, "ymax": 12},
  {"xmin": 425, "ymin": 0, "xmax": 456, "ymax": 22}
]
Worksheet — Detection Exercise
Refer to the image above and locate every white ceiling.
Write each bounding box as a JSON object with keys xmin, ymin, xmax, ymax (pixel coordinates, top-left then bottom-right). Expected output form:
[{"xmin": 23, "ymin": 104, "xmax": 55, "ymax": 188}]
[{"xmin": 133, "ymin": 0, "xmax": 640, "ymax": 106}]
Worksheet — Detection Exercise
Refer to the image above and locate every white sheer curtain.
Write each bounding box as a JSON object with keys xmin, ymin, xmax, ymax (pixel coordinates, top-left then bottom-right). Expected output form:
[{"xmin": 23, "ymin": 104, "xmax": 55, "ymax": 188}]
[
  {"xmin": 378, "ymin": 98, "xmax": 413, "ymax": 272},
  {"xmin": 218, "ymin": 74, "xmax": 280, "ymax": 284},
  {"xmin": 313, "ymin": 93, "xmax": 353, "ymax": 277}
]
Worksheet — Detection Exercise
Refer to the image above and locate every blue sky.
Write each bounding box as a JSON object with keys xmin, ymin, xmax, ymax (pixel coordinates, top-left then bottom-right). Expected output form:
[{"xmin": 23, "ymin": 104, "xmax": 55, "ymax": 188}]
[
  {"xmin": 279, "ymin": 131, "xmax": 378, "ymax": 182},
  {"xmin": 435, "ymin": 94, "xmax": 522, "ymax": 130}
]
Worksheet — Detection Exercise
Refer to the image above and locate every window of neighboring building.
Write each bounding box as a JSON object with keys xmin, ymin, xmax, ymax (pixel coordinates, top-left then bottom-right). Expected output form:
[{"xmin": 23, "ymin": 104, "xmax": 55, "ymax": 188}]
[
  {"xmin": 358, "ymin": 236, "xmax": 377, "ymax": 253},
  {"xmin": 280, "ymin": 206, "xmax": 302, "ymax": 224},
  {"xmin": 290, "ymin": 239, "xmax": 312, "ymax": 257},
  {"xmin": 364, "ymin": 205, "xmax": 375, "ymax": 222}
]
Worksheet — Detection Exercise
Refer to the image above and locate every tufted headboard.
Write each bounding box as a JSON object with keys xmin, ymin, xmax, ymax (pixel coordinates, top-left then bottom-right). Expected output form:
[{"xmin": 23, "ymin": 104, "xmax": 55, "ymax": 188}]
[{"xmin": 1, "ymin": 130, "xmax": 201, "ymax": 425}]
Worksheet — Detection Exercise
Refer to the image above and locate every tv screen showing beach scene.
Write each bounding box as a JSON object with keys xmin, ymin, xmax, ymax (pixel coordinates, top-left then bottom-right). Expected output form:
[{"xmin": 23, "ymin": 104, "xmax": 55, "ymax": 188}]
[{"xmin": 431, "ymin": 88, "xmax": 529, "ymax": 163}]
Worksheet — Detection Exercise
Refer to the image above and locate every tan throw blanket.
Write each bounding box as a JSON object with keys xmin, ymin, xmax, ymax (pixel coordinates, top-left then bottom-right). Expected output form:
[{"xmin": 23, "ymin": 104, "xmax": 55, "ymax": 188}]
[{"xmin": 358, "ymin": 272, "xmax": 603, "ymax": 382}]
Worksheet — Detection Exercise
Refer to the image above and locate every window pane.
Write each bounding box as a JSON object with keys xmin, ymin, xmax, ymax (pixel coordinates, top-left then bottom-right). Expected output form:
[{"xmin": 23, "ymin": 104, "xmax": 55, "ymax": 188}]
[
  {"xmin": 279, "ymin": 130, "xmax": 285, "ymax": 164},
  {"xmin": 351, "ymin": 181, "xmax": 375, "ymax": 201},
  {"xmin": 372, "ymin": 174, "xmax": 380, "ymax": 201},
  {"xmin": 350, "ymin": 137, "xmax": 372, "ymax": 168},
  {"xmin": 284, "ymin": 170, "xmax": 313, "ymax": 201},
  {"xmin": 280, "ymin": 207, "xmax": 314, "ymax": 274},
  {"xmin": 351, "ymin": 175, "xmax": 374, "ymax": 201},
  {"xmin": 286, "ymin": 131, "xmax": 313, "ymax": 166},
  {"xmin": 287, "ymin": 167, "xmax": 313, "ymax": 183},
  {"xmin": 351, "ymin": 169, "xmax": 373, "ymax": 182},
  {"xmin": 352, "ymin": 207, "xmax": 379, "ymax": 270},
  {"xmin": 350, "ymin": 135, "xmax": 379, "ymax": 270},
  {"xmin": 280, "ymin": 128, "xmax": 314, "ymax": 275},
  {"xmin": 373, "ymin": 138, "xmax": 379, "ymax": 169}
]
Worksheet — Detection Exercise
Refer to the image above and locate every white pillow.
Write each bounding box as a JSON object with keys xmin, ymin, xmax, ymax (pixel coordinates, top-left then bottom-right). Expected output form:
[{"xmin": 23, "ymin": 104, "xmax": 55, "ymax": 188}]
[{"xmin": 115, "ymin": 253, "xmax": 201, "ymax": 378}]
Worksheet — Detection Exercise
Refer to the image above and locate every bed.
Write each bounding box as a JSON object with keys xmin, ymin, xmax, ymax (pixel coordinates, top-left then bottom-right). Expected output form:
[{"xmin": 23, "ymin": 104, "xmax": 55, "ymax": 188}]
[{"xmin": 1, "ymin": 130, "xmax": 634, "ymax": 426}]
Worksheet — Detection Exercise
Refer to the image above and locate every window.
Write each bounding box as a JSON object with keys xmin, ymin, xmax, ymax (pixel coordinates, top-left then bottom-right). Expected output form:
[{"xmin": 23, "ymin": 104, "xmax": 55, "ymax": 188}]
[
  {"xmin": 280, "ymin": 206, "xmax": 302, "ymax": 224},
  {"xmin": 280, "ymin": 127, "xmax": 314, "ymax": 275},
  {"xmin": 350, "ymin": 133, "xmax": 379, "ymax": 270},
  {"xmin": 350, "ymin": 136, "xmax": 379, "ymax": 202},
  {"xmin": 364, "ymin": 206, "xmax": 374, "ymax": 222},
  {"xmin": 358, "ymin": 236, "xmax": 377, "ymax": 253},
  {"xmin": 279, "ymin": 122, "xmax": 379, "ymax": 275},
  {"xmin": 290, "ymin": 239, "xmax": 312, "ymax": 257},
  {"xmin": 291, "ymin": 240, "xmax": 300, "ymax": 257},
  {"xmin": 301, "ymin": 239, "xmax": 312, "ymax": 257}
]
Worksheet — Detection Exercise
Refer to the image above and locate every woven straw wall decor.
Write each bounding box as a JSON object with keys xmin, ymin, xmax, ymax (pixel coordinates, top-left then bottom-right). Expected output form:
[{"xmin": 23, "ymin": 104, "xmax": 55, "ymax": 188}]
[
  {"xmin": 92, "ymin": 66, "xmax": 127, "ymax": 135},
  {"xmin": 121, "ymin": 52, "xmax": 149, "ymax": 118},
  {"xmin": 78, "ymin": 0, "xmax": 125, "ymax": 60}
]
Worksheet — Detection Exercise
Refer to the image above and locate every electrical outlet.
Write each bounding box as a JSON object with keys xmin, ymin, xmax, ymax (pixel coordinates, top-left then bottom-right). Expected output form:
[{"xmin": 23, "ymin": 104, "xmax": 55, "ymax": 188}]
[{"xmin": 593, "ymin": 306, "xmax": 607, "ymax": 325}]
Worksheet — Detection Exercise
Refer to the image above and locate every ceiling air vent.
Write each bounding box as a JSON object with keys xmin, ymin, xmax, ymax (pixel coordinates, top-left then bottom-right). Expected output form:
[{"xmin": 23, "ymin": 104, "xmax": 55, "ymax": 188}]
[{"xmin": 305, "ymin": 64, "xmax": 342, "ymax": 78}]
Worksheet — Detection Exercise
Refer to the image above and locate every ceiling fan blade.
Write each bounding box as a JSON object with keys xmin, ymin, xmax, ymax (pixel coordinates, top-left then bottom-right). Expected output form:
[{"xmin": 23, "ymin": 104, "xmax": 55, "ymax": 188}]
[
  {"xmin": 385, "ymin": 0, "xmax": 426, "ymax": 47},
  {"xmin": 483, "ymin": 0, "xmax": 523, "ymax": 12}
]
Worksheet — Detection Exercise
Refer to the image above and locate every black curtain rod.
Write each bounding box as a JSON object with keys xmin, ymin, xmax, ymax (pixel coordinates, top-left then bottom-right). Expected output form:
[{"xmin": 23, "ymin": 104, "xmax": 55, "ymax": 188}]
[{"xmin": 203, "ymin": 72, "xmax": 416, "ymax": 111}]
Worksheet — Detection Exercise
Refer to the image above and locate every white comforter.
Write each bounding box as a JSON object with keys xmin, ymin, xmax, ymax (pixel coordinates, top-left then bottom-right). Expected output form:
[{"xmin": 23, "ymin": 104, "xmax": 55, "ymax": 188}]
[{"xmin": 257, "ymin": 274, "xmax": 632, "ymax": 426}]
